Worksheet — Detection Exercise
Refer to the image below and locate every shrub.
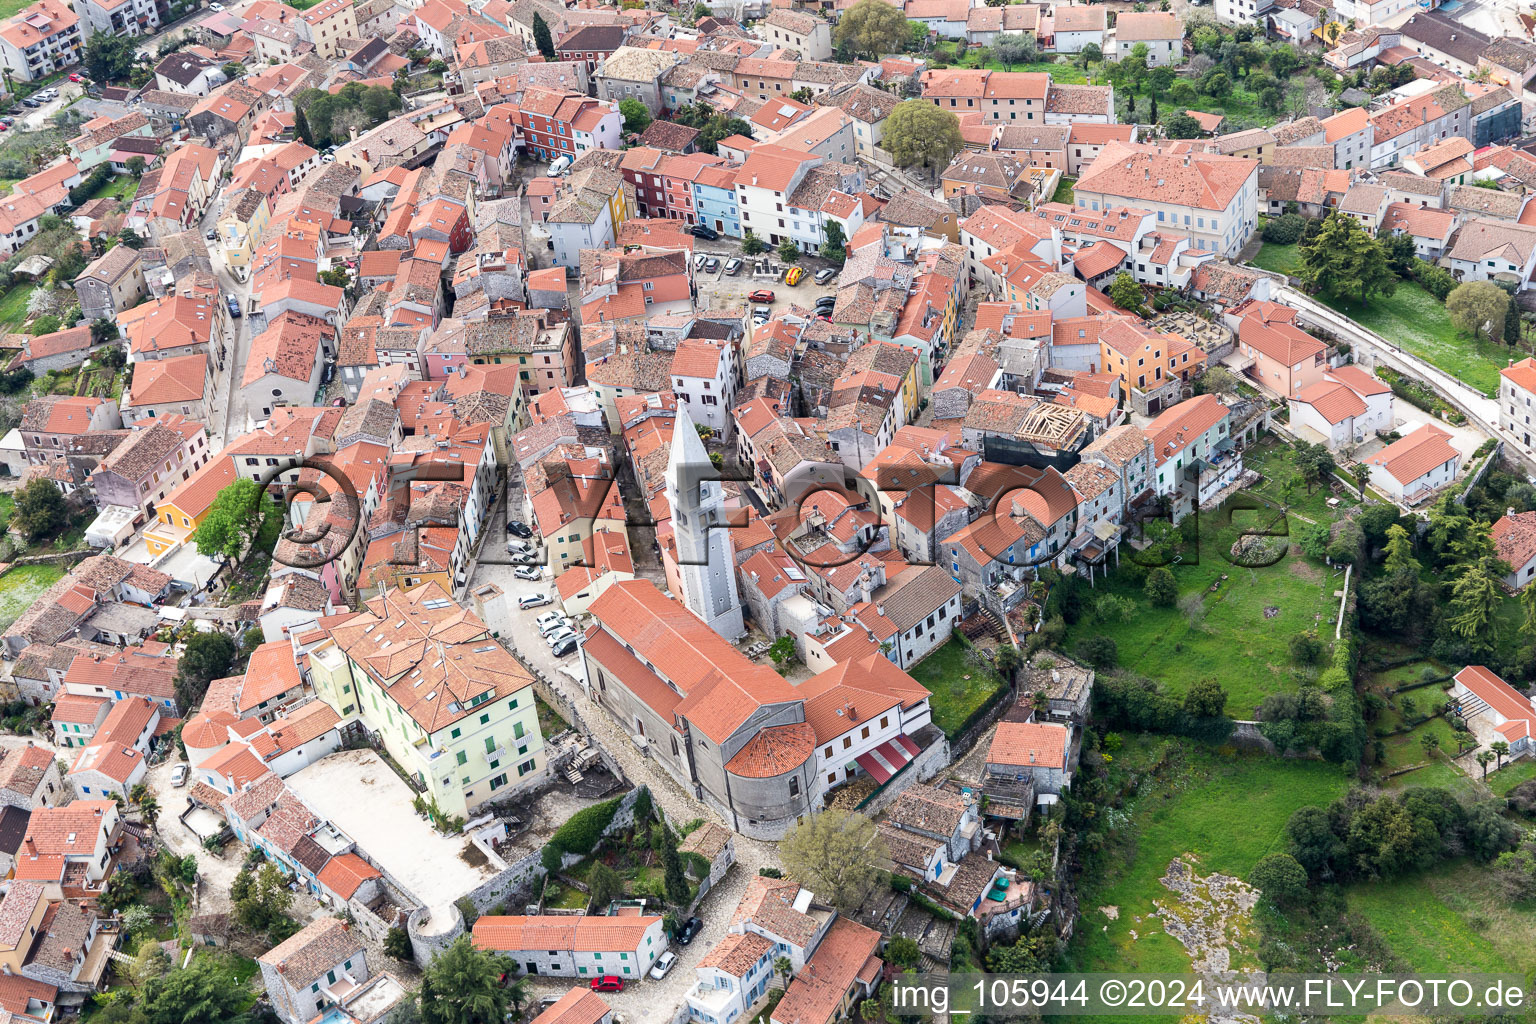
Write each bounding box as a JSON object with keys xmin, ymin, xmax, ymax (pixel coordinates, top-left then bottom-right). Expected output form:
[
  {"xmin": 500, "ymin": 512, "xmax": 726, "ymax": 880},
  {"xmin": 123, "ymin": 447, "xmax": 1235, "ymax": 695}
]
[
  {"xmin": 1262, "ymin": 213, "xmax": 1306, "ymax": 245},
  {"xmin": 1077, "ymin": 634, "xmax": 1118, "ymax": 669},
  {"xmin": 1144, "ymin": 566, "xmax": 1177, "ymax": 607},
  {"xmin": 547, "ymin": 796, "xmax": 623, "ymax": 859}
]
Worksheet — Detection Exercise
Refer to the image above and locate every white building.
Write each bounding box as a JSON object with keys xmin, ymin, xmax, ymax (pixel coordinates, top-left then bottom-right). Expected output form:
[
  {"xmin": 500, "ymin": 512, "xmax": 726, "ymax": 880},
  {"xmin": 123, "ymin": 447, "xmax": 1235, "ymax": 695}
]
[
  {"xmin": 1146, "ymin": 394, "xmax": 1240, "ymax": 520},
  {"xmin": 686, "ymin": 931, "xmax": 777, "ymax": 1024},
  {"xmin": 1111, "ymin": 12, "xmax": 1183, "ymax": 65},
  {"xmin": 667, "ymin": 404, "xmax": 747, "ymax": 640},
  {"xmin": 0, "ymin": 0, "xmax": 81, "ymax": 84},
  {"xmin": 1501, "ymin": 357, "xmax": 1536, "ymax": 448},
  {"xmin": 1074, "ymin": 141, "xmax": 1259, "ymax": 258},
  {"xmin": 1287, "ymin": 365, "xmax": 1394, "ymax": 449},
  {"xmin": 258, "ymin": 918, "xmax": 369, "ymax": 1024},
  {"xmin": 671, "ymin": 340, "xmax": 737, "ymax": 435},
  {"xmin": 471, "ymin": 915, "xmax": 668, "ymax": 980},
  {"xmin": 1365, "ymin": 423, "xmax": 1461, "ymax": 504}
]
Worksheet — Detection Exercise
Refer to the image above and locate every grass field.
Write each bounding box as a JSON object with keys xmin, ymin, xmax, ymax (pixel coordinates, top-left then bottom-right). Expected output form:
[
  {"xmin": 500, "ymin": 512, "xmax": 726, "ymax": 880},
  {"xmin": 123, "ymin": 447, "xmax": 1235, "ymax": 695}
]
[
  {"xmin": 1243, "ymin": 433, "xmax": 1362, "ymax": 523},
  {"xmin": 907, "ymin": 638, "xmax": 1007, "ymax": 740},
  {"xmin": 1061, "ymin": 502, "xmax": 1343, "ymax": 717},
  {"xmin": 0, "ymin": 564, "xmax": 64, "ymax": 632},
  {"xmin": 82, "ymin": 174, "xmax": 138, "ymax": 204},
  {"xmin": 1070, "ymin": 739, "xmax": 1351, "ymax": 975},
  {"xmin": 0, "ymin": 284, "xmax": 34, "ymax": 331},
  {"xmin": 1252, "ymin": 243, "xmax": 1504, "ymax": 395},
  {"xmin": 1346, "ymin": 863, "xmax": 1536, "ymax": 976},
  {"xmin": 1051, "ymin": 177, "xmax": 1075, "ymax": 205},
  {"xmin": 1488, "ymin": 756, "xmax": 1536, "ymax": 796}
]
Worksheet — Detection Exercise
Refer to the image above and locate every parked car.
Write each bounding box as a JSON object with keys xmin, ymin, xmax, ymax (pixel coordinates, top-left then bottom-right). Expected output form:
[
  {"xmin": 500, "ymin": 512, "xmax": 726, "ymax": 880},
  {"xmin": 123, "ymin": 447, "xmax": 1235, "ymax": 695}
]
[
  {"xmin": 507, "ymin": 520, "xmax": 533, "ymax": 538},
  {"xmin": 814, "ymin": 296, "xmax": 836, "ymax": 311},
  {"xmin": 752, "ymin": 306, "xmax": 770, "ymax": 326},
  {"xmin": 676, "ymin": 917, "xmax": 704, "ymax": 945},
  {"xmin": 590, "ymin": 977, "xmax": 625, "ymax": 993},
  {"xmin": 514, "ymin": 565, "xmax": 542, "ymax": 581},
  {"xmin": 690, "ymin": 223, "xmax": 719, "ymax": 240},
  {"xmin": 36, "ymin": 89, "xmax": 57, "ymax": 101},
  {"xmin": 723, "ymin": 257, "xmax": 743, "ymax": 276},
  {"xmin": 225, "ymin": 294, "xmax": 241, "ymax": 318},
  {"xmin": 539, "ymin": 617, "xmax": 573, "ymax": 638},
  {"xmin": 209, "ymin": 2, "xmax": 224, "ymax": 9},
  {"xmin": 693, "ymin": 253, "xmax": 709, "ymax": 271},
  {"xmin": 205, "ymin": 229, "xmax": 217, "ymax": 241},
  {"xmin": 171, "ymin": 764, "xmax": 190, "ymax": 787},
  {"xmin": 518, "ymin": 592, "xmax": 551, "ymax": 609},
  {"xmin": 0, "ymin": 124, "xmax": 10, "ymax": 132},
  {"xmin": 786, "ymin": 266, "xmax": 805, "ymax": 285},
  {"xmin": 703, "ymin": 257, "xmax": 721, "ymax": 274},
  {"xmin": 68, "ymin": 73, "xmax": 83, "ymax": 83},
  {"xmin": 815, "ymin": 267, "xmax": 838, "ymax": 285},
  {"xmin": 0, "ymin": 118, "xmax": 11, "ymax": 127},
  {"xmin": 649, "ymin": 952, "xmax": 678, "ymax": 980},
  {"xmin": 544, "ymin": 627, "xmax": 577, "ymax": 648},
  {"xmin": 535, "ymin": 611, "xmax": 565, "ymax": 630},
  {"xmin": 507, "ymin": 537, "xmax": 533, "ymax": 553},
  {"xmin": 20, "ymin": 99, "xmax": 37, "ymax": 108},
  {"xmin": 551, "ymin": 636, "xmax": 579, "ymax": 658},
  {"xmin": 748, "ymin": 289, "xmax": 775, "ymax": 303}
]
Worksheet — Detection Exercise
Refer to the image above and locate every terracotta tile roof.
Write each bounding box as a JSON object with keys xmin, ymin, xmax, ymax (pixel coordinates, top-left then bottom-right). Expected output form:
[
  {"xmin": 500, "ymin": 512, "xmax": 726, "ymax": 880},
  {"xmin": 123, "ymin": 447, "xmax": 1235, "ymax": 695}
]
[
  {"xmin": 1494, "ymin": 510, "xmax": 1536, "ymax": 573},
  {"xmin": 1291, "ymin": 379, "xmax": 1366, "ymax": 424},
  {"xmin": 258, "ymin": 917, "xmax": 364, "ymax": 986},
  {"xmin": 530, "ymin": 989, "xmax": 613, "ymax": 1024},
  {"xmin": 724, "ymin": 722, "xmax": 816, "ymax": 779},
  {"xmin": 988, "ymin": 720, "xmax": 1068, "ymax": 768},
  {"xmin": 1077, "ymin": 141, "xmax": 1255, "ymax": 212},
  {"xmin": 472, "ymin": 914, "xmax": 661, "ymax": 953},
  {"xmin": 1502, "ymin": 356, "xmax": 1536, "ymax": 394},
  {"xmin": 127, "ymin": 353, "xmax": 207, "ymax": 408},
  {"xmin": 1238, "ymin": 305, "xmax": 1325, "ymax": 365},
  {"xmin": 1114, "ymin": 10, "xmax": 1180, "ymax": 38},
  {"xmin": 1454, "ymin": 665, "xmax": 1535, "ymax": 741},
  {"xmin": 1365, "ymin": 422, "xmax": 1459, "ymax": 486},
  {"xmin": 317, "ymin": 851, "xmax": 381, "ymax": 900},
  {"xmin": 1145, "ymin": 394, "xmax": 1229, "ymax": 466},
  {"xmin": 698, "ymin": 930, "xmax": 773, "ymax": 977},
  {"xmin": 774, "ymin": 918, "xmax": 882, "ymax": 1024}
]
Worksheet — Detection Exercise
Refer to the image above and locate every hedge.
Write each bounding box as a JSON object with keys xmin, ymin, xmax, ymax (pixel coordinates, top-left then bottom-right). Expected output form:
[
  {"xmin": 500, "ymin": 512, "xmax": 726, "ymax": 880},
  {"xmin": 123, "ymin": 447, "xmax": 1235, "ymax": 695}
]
[{"xmin": 546, "ymin": 795, "xmax": 623, "ymax": 859}]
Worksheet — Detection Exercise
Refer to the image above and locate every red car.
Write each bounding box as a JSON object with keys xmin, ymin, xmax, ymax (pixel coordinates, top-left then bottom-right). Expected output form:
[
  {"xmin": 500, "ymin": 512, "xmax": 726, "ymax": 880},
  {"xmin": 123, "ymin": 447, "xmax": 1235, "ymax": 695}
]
[
  {"xmin": 590, "ymin": 976, "xmax": 625, "ymax": 992},
  {"xmin": 748, "ymin": 289, "xmax": 775, "ymax": 303},
  {"xmin": 68, "ymin": 73, "xmax": 82, "ymax": 82}
]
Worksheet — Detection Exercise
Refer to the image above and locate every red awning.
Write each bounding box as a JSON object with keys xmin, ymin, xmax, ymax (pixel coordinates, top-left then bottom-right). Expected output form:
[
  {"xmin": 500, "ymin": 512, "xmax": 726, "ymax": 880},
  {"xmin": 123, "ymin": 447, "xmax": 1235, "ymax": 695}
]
[
  {"xmin": 855, "ymin": 737, "xmax": 918, "ymax": 784},
  {"xmin": 855, "ymin": 750, "xmax": 893, "ymax": 784},
  {"xmin": 895, "ymin": 733, "xmax": 922, "ymax": 759}
]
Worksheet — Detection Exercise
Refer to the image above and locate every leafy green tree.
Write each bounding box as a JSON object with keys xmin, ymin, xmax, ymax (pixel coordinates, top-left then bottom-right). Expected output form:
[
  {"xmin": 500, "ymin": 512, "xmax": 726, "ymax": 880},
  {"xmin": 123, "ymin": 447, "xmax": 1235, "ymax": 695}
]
[
  {"xmin": 293, "ymin": 104, "xmax": 314, "ymax": 147},
  {"xmin": 834, "ymin": 0, "xmax": 911, "ymax": 59},
  {"xmin": 1161, "ymin": 112, "xmax": 1204, "ymax": 139},
  {"xmin": 1285, "ymin": 805, "xmax": 1342, "ymax": 878},
  {"xmin": 993, "ymin": 33, "xmax": 1037, "ymax": 70},
  {"xmin": 1108, "ymin": 271, "xmax": 1142, "ymax": 310},
  {"xmin": 385, "ymin": 926, "xmax": 413, "ymax": 961},
  {"xmin": 532, "ymin": 12, "xmax": 556, "ymax": 59},
  {"xmin": 741, "ymin": 230, "xmax": 767, "ymax": 256},
  {"xmin": 1183, "ymin": 677, "xmax": 1228, "ymax": 719},
  {"xmin": 13, "ymin": 478, "xmax": 66, "ymax": 541},
  {"xmin": 1143, "ymin": 566, "xmax": 1177, "ymax": 607},
  {"xmin": 882, "ymin": 99, "xmax": 963, "ymax": 171},
  {"xmin": 317, "ymin": 267, "xmax": 348, "ymax": 288},
  {"xmin": 1076, "ymin": 634, "xmax": 1117, "ymax": 669},
  {"xmin": 1447, "ymin": 281, "xmax": 1512, "ymax": 343},
  {"xmin": 126, "ymin": 155, "xmax": 147, "ymax": 178},
  {"xmin": 418, "ymin": 936, "xmax": 514, "ymax": 1024},
  {"xmin": 768, "ymin": 635, "xmax": 797, "ymax": 669},
  {"xmin": 1383, "ymin": 523, "xmax": 1419, "ymax": 574},
  {"xmin": 193, "ymin": 478, "xmax": 266, "ymax": 560},
  {"xmin": 1249, "ymin": 852, "xmax": 1308, "ymax": 908},
  {"xmin": 587, "ymin": 861, "xmax": 622, "ymax": 912},
  {"xmin": 1507, "ymin": 291, "xmax": 1524, "ymax": 345},
  {"xmin": 780, "ymin": 808, "xmax": 887, "ymax": 914},
  {"xmin": 1288, "ymin": 631, "xmax": 1323, "ymax": 665},
  {"xmin": 84, "ymin": 32, "xmax": 137, "ymax": 83},
  {"xmin": 1448, "ymin": 555, "xmax": 1505, "ymax": 642},
  {"xmin": 174, "ymin": 631, "xmax": 237, "ymax": 711},
  {"xmin": 1298, "ymin": 213, "xmax": 1397, "ymax": 307},
  {"xmin": 778, "ymin": 238, "xmax": 801, "ymax": 263},
  {"xmin": 821, "ymin": 220, "xmax": 846, "ymax": 263},
  {"xmin": 1201, "ymin": 69, "xmax": 1232, "ymax": 98},
  {"xmin": 619, "ymin": 97, "xmax": 651, "ymax": 135},
  {"xmin": 662, "ymin": 835, "xmax": 690, "ymax": 905},
  {"xmin": 1079, "ymin": 42, "xmax": 1102, "ymax": 69},
  {"xmin": 137, "ymin": 955, "xmax": 249, "ymax": 1024},
  {"xmin": 118, "ymin": 227, "xmax": 146, "ymax": 249},
  {"xmin": 233, "ymin": 864, "xmax": 294, "ymax": 933}
]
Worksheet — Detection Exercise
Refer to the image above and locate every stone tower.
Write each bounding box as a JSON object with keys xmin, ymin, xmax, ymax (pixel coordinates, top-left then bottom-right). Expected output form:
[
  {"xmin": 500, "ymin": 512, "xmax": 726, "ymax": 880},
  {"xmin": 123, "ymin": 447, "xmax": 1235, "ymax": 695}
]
[{"xmin": 665, "ymin": 403, "xmax": 746, "ymax": 640}]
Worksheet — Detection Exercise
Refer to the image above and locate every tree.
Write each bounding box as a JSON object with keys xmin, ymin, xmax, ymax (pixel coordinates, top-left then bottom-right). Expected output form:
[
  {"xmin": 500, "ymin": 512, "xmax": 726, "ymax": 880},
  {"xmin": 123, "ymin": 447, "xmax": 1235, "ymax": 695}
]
[
  {"xmin": 418, "ymin": 936, "xmax": 514, "ymax": 1024},
  {"xmin": 91, "ymin": 317, "xmax": 119, "ymax": 344},
  {"xmin": 994, "ymin": 645, "xmax": 1022, "ymax": 687},
  {"xmin": 1509, "ymin": 292, "xmax": 1525, "ymax": 346},
  {"xmin": 768, "ymin": 635, "xmax": 797, "ymax": 670},
  {"xmin": 834, "ymin": 0, "xmax": 910, "ymax": 58},
  {"xmin": 174, "ymin": 631, "xmax": 236, "ymax": 711},
  {"xmin": 1286, "ymin": 805, "xmax": 1343, "ymax": 878},
  {"xmin": 233, "ymin": 863, "xmax": 293, "ymax": 933},
  {"xmin": 1382, "ymin": 230, "xmax": 1417, "ymax": 275},
  {"xmin": 993, "ymin": 33, "xmax": 1036, "ymax": 70},
  {"xmin": 742, "ymin": 230, "xmax": 767, "ymax": 256},
  {"xmin": 777, "ymin": 238, "xmax": 802, "ymax": 264},
  {"xmin": 773, "ymin": 955, "xmax": 794, "ymax": 989},
  {"xmin": 293, "ymin": 104, "xmax": 314, "ymax": 148},
  {"xmin": 385, "ymin": 926, "xmax": 413, "ymax": 960},
  {"xmin": 1183, "ymin": 677, "xmax": 1228, "ymax": 719},
  {"xmin": 882, "ymin": 100, "xmax": 963, "ymax": 171},
  {"xmin": 1108, "ymin": 272, "xmax": 1142, "ymax": 311},
  {"xmin": 84, "ymin": 32, "xmax": 137, "ymax": 84},
  {"xmin": 1289, "ymin": 630, "xmax": 1323, "ymax": 665},
  {"xmin": 1448, "ymin": 555, "xmax": 1504, "ymax": 642},
  {"xmin": 125, "ymin": 155, "xmax": 147, "ymax": 178},
  {"xmin": 1162, "ymin": 112, "xmax": 1204, "ymax": 139},
  {"xmin": 128, "ymin": 937, "xmax": 170, "ymax": 989},
  {"xmin": 193, "ymin": 478, "xmax": 266, "ymax": 560},
  {"xmin": 821, "ymin": 220, "xmax": 846, "ymax": 263},
  {"xmin": 1350, "ymin": 462, "xmax": 1371, "ymax": 500},
  {"xmin": 138, "ymin": 794, "xmax": 159, "ymax": 828},
  {"xmin": 1298, "ymin": 213, "xmax": 1397, "ymax": 307},
  {"xmin": 532, "ymin": 12, "xmax": 555, "ymax": 59},
  {"xmin": 137, "ymin": 955, "xmax": 249, "ymax": 1024},
  {"xmin": 221, "ymin": 61, "xmax": 244, "ymax": 80},
  {"xmin": 1383, "ymin": 523, "xmax": 1419, "ymax": 575},
  {"xmin": 1144, "ymin": 566, "xmax": 1177, "ymax": 607},
  {"xmin": 1478, "ymin": 750, "xmax": 1496, "ymax": 779},
  {"xmin": 779, "ymin": 808, "xmax": 887, "ymax": 914},
  {"xmin": 1202, "ymin": 69, "xmax": 1232, "ymax": 99},
  {"xmin": 1077, "ymin": 634, "xmax": 1117, "ymax": 669},
  {"xmin": 118, "ymin": 227, "xmax": 147, "ymax": 250},
  {"xmin": 1493, "ymin": 739, "xmax": 1511, "ymax": 769},
  {"xmin": 12, "ymin": 478, "xmax": 66, "ymax": 541},
  {"xmin": 1268, "ymin": 44, "xmax": 1300, "ymax": 79},
  {"xmin": 587, "ymin": 861, "xmax": 621, "ymax": 911},
  {"xmin": 317, "ymin": 267, "xmax": 348, "ymax": 288},
  {"xmin": 1420, "ymin": 732, "xmax": 1440, "ymax": 760},
  {"xmin": 1447, "ymin": 281, "xmax": 1512, "ymax": 344},
  {"xmin": 619, "ymin": 97, "xmax": 651, "ymax": 135},
  {"xmin": 1193, "ymin": 365, "xmax": 1240, "ymax": 395},
  {"xmin": 662, "ymin": 835, "xmax": 690, "ymax": 905},
  {"xmin": 1248, "ymin": 852, "xmax": 1308, "ymax": 909}
]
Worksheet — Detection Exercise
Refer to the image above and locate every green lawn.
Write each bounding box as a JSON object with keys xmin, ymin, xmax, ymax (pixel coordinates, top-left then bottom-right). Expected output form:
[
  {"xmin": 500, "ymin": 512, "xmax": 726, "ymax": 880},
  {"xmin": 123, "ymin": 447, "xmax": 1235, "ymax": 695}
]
[
  {"xmin": 906, "ymin": 638, "xmax": 1007, "ymax": 740},
  {"xmin": 0, "ymin": 564, "xmax": 64, "ymax": 632},
  {"xmin": 1051, "ymin": 177, "xmax": 1075, "ymax": 205},
  {"xmin": 1346, "ymin": 863, "xmax": 1536, "ymax": 976},
  {"xmin": 1487, "ymin": 756, "xmax": 1536, "ymax": 796},
  {"xmin": 1070, "ymin": 739, "xmax": 1351, "ymax": 975},
  {"xmin": 1243, "ymin": 433, "xmax": 1361, "ymax": 523},
  {"xmin": 1252, "ymin": 244, "xmax": 1503, "ymax": 395},
  {"xmin": 1061, "ymin": 500, "xmax": 1343, "ymax": 717},
  {"xmin": 0, "ymin": 283, "xmax": 35, "ymax": 331},
  {"xmin": 1252, "ymin": 241, "xmax": 1304, "ymax": 278},
  {"xmin": 82, "ymin": 174, "xmax": 138, "ymax": 204}
]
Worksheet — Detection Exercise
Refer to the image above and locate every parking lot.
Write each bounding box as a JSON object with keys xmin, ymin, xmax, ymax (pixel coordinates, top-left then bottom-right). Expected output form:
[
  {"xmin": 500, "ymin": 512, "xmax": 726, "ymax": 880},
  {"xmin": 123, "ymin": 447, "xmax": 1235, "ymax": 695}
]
[{"xmin": 694, "ymin": 249, "xmax": 843, "ymax": 320}]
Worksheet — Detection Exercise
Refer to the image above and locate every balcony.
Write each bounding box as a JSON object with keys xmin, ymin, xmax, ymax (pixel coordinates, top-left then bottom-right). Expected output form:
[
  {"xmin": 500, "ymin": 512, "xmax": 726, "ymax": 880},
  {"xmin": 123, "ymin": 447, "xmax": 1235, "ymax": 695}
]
[
  {"xmin": 487, "ymin": 745, "xmax": 507, "ymax": 763},
  {"xmin": 685, "ymin": 982, "xmax": 739, "ymax": 1021}
]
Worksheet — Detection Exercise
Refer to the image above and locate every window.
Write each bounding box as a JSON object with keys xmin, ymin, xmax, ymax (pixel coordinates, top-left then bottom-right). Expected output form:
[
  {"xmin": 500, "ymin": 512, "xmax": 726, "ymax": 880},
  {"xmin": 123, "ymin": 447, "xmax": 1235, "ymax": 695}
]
[
  {"xmin": 789, "ymin": 777, "xmax": 800, "ymax": 797},
  {"xmin": 456, "ymin": 751, "xmax": 466, "ymax": 765}
]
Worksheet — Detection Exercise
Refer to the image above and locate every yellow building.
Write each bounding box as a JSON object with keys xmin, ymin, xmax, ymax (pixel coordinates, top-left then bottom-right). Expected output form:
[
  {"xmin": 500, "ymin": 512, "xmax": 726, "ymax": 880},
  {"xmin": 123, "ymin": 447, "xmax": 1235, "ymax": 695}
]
[
  {"xmin": 145, "ymin": 455, "xmax": 237, "ymax": 557},
  {"xmin": 217, "ymin": 190, "xmax": 271, "ymax": 281},
  {"xmin": 306, "ymin": 581, "xmax": 545, "ymax": 820}
]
